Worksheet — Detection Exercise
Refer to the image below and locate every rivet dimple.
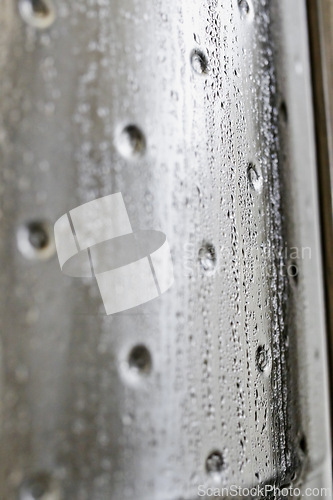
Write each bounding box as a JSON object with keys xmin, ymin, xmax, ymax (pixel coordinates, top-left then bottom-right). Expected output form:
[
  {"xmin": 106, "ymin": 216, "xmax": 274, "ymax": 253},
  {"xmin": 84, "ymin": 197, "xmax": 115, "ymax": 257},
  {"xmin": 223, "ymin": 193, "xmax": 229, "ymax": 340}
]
[
  {"xmin": 199, "ymin": 243, "xmax": 217, "ymax": 274},
  {"xmin": 238, "ymin": 0, "xmax": 254, "ymax": 21},
  {"xmin": 17, "ymin": 220, "xmax": 55, "ymax": 261},
  {"xmin": 247, "ymin": 163, "xmax": 263, "ymax": 192},
  {"xmin": 191, "ymin": 49, "xmax": 209, "ymax": 75},
  {"xmin": 117, "ymin": 125, "xmax": 146, "ymax": 159},
  {"xmin": 206, "ymin": 450, "xmax": 224, "ymax": 476},
  {"xmin": 128, "ymin": 345, "xmax": 152, "ymax": 375},
  {"xmin": 19, "ymin": 472, "xmax": 61, "ymax": 500},
  {"xmin": 280, "ymin": 100, "xmax": 288, "ymax": 124},
  {"xmin": 256, "ymin": 345, "xmax": 271, "ymax": 374},
  {"xmin": 288, "ymin": 261, "xmax": 299, "ymax": 287},
  {"xmin": 18, "ymin": 0, "xmax": 56, "ymax": 29}
]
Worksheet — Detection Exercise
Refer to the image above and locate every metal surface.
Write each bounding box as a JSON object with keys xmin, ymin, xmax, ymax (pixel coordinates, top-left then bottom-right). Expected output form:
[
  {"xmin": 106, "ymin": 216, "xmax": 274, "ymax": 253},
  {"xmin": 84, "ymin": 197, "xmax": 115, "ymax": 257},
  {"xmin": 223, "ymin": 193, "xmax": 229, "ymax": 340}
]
[
  {"xmin": 307, "ymin": 0, "xmax": 333, "ymax": 442},
  {"xmin": 0, "ymin": 0, "xmax": 331, "ymax": 499}
]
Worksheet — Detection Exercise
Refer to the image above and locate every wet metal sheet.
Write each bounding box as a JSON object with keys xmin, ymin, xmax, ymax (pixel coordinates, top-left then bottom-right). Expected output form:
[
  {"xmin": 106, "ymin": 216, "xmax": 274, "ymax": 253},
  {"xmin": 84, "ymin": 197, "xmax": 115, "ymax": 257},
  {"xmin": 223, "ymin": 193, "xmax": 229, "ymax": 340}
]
[{"xmin": 0, "ymin": 0, "xmax": 331, "ymax": 499}]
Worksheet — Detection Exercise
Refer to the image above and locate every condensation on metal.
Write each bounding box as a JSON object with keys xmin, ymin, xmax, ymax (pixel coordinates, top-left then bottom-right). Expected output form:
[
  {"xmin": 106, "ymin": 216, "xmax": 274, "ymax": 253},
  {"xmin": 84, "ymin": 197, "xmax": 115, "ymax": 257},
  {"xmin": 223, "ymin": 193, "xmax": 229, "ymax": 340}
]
[{"xmin": 0, "ymin": 0, "xmax": 330, "ymax": 499}]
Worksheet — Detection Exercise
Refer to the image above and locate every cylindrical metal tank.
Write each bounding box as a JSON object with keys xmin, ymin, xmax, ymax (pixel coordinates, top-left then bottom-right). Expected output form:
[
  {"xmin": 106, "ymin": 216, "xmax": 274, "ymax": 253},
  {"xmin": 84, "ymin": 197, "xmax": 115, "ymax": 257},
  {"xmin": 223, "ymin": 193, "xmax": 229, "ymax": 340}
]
[{"xmin": 0, "ymin": 0, "xmax": 331, "ymax": 499}]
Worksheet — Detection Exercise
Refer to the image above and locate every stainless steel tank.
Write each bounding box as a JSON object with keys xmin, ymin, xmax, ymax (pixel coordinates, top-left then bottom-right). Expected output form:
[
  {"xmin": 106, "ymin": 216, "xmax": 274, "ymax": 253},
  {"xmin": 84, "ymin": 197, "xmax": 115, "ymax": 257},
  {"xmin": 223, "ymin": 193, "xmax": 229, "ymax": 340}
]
[{"xmin": 0, "ymin": 0, "xmax": 331, "ymax": 498}]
